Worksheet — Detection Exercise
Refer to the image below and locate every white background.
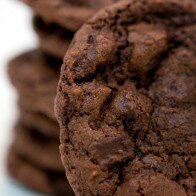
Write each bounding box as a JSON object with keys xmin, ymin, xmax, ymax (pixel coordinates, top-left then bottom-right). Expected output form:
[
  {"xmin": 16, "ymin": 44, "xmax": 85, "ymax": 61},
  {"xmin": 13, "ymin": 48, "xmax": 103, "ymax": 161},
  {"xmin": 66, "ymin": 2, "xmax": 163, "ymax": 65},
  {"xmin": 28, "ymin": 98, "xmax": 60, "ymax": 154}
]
[{"xmin": 0, "ymin": 0, "xmax": 41, "ymax": 195}]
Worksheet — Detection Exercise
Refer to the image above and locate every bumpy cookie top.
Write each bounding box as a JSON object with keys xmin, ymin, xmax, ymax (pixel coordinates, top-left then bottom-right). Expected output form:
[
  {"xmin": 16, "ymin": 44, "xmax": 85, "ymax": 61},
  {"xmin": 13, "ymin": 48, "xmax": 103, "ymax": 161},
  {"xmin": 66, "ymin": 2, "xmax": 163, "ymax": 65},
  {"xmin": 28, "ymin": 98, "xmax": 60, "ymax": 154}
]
[{"xmin": 55, "ymin": 0, "xmax": 196, "ymax": 195}]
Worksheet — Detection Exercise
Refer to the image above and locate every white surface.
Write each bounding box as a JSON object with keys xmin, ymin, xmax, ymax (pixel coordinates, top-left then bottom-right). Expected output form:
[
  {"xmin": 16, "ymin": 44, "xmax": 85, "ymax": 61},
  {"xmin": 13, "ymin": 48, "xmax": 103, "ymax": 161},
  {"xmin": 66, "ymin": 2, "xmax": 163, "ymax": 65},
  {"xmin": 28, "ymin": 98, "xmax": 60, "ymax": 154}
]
[{"xmin": 0, "ymin": 0, "xmax": 42, "ymax": 195}]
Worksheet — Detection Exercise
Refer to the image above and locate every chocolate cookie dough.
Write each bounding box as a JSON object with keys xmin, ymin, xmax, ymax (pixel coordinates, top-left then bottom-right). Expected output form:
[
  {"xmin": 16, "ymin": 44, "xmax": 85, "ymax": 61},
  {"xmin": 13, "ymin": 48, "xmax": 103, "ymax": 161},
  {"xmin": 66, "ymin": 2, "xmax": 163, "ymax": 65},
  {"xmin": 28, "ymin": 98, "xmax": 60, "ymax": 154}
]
[
  {"xmin": 19, "ymin": 106, "xmax": 59, "ymax": 139},
  {"xmin": 13, "ymin": 122, "xmax": 64, "ymax": 171},
  {"xmin": 22, "ymin": 0, "xmax": 120, "ymax": 32},
  {"xmin": 55, "ymin": 0, "xmax": 196, "ymax": 195},
  {"xmin": 33, "ymin": 16, "xmax": 73, "ymax": 59},
  {"xmin": 7, "ymin": 149, "xmax": 74, "ymax": 195},
  {"xmin": 8, "ymin": 50, "xmax": 60, "ymax": 120}
]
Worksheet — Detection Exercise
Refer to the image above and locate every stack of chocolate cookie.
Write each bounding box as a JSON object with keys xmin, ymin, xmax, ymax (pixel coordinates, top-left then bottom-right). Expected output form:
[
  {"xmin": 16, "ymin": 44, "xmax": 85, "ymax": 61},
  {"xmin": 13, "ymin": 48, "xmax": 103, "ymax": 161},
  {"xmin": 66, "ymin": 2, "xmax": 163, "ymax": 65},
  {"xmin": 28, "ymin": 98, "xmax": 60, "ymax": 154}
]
[
  {"xmin": 7, "ymin": 0, "xmax": 121, "ymax": 195},
  {"xmin": 7, "ymin": 51, "xmax": 75, "ymax": 194},
  {"xmin": 7, "ymin": 0, "xmax": 195, "ymax": 195}
]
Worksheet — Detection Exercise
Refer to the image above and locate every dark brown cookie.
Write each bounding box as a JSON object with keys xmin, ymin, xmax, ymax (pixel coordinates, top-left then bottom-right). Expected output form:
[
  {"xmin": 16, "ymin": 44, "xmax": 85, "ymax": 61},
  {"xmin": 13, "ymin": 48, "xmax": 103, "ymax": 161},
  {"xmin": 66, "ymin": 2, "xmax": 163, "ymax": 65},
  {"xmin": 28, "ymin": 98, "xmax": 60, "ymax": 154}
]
[
  {"xmin": 13, "ymin": 122, "xmax": 64, "ymax": 171},
  {"xmin": 19, "ymin": 106, "xmax": 59, "ymax": 139},
  {"xmin": 7, "ymin": 149, "xmax": 74, "ymax": 195},
  {"xmin": 21, "ymin": 0, "xmax": 120, "ymax": 32},
  {"xmin": 33, "ymin": 16, "xmax": 73, "ymax": 59},
  {"xmin": 8, "ymin": 50, "xmax": 60, "ymax": 120},
  {"xmin": 55, "ymin": 0, "xmax": 196, "ymax": 195}
]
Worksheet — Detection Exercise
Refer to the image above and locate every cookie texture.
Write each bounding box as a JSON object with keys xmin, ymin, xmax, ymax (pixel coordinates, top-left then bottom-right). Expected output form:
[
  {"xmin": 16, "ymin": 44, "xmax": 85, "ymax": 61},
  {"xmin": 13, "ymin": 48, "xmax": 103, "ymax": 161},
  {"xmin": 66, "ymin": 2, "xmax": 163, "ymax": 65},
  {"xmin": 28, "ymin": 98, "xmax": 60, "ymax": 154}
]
[
  {"xmin": 22, "ymin": 0, "xmax": 120, "ymax": 32},
  {"xmin": 13, "ymin": 122, "xmax": 64, "ymax": 171},
  {"xmin": 8, "ymin": 50, "xmax": 60, "ymax": 120},
  {"xmin": 55, "ymin": 0, "xmax": 196, "ymax": 195},
  {"xmin": 7, "ymin": 149, "xmax": 74, "ymax": 195},
  {"xmin": 33, "ymin": 16, "xmax": 73, "ymax": 58}
]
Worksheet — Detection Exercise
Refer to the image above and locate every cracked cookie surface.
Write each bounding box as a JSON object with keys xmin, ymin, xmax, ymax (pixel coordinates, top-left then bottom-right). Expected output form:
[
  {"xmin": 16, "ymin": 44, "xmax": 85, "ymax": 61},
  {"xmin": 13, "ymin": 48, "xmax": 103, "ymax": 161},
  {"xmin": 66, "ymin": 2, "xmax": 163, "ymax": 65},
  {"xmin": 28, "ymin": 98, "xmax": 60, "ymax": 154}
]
[{"xmin": 55, "ymin": 0, "xmax": 196, "ymax": 195}]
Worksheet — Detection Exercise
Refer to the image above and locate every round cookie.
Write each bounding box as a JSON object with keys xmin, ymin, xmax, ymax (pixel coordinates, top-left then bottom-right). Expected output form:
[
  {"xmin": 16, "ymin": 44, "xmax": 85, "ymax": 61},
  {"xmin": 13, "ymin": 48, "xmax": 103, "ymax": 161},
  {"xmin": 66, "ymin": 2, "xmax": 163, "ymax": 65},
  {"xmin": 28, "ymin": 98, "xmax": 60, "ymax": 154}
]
[
  {"xmin": 33, "ymin": 16, "xmax": 73, "ymax": 59},
  {"xmin": 22, "ymin": 0, "xmax": 120, "ymax": 32},
  {"xmin": 55, "ymin": 0, "xmax": 196, "ymax": 195},
  {"xmin": 19, "ymin": 106, "xmax": 59, "ymax": 139},
  {"xmin": 8, "ymin": 50, "xmax": 60, "ymax": 120},
  {"xmin": 13, "ymin": 122, "xmax": 64, "ymax": 171},
  {"xmin": 7, "ymin": 149, "xmax": 74, "ymax": 195}
]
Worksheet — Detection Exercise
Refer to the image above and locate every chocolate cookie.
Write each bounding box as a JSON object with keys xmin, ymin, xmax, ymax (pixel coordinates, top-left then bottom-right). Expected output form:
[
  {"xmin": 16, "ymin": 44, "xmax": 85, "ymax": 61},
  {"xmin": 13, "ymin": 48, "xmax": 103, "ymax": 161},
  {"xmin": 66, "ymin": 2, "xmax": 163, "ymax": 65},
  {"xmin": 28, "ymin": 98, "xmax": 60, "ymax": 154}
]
[
  {"xmin": 8, "ymin": 50, "xmax": 60, "ymax": 120},
  {"xmin": 7, "ymin": 149, "xmax": 74, "ymax": 195},
  {"xmin": 55, "ymin": 0, "xmax": 196, "ymax": 195},
  {"xmin": 13, "ymin": 122, "xmax": 64, "ymax": 171},
  {"xmin": 22, "ymin": 0, "xmax": 120, "ymax": 32},
  {"xmin": 33, "ymin": 16, "xmax": 73, "ymax": 59},
  {"xmin": 19, "ymin": 106, "xmax": 59, "ymax": 139}
]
